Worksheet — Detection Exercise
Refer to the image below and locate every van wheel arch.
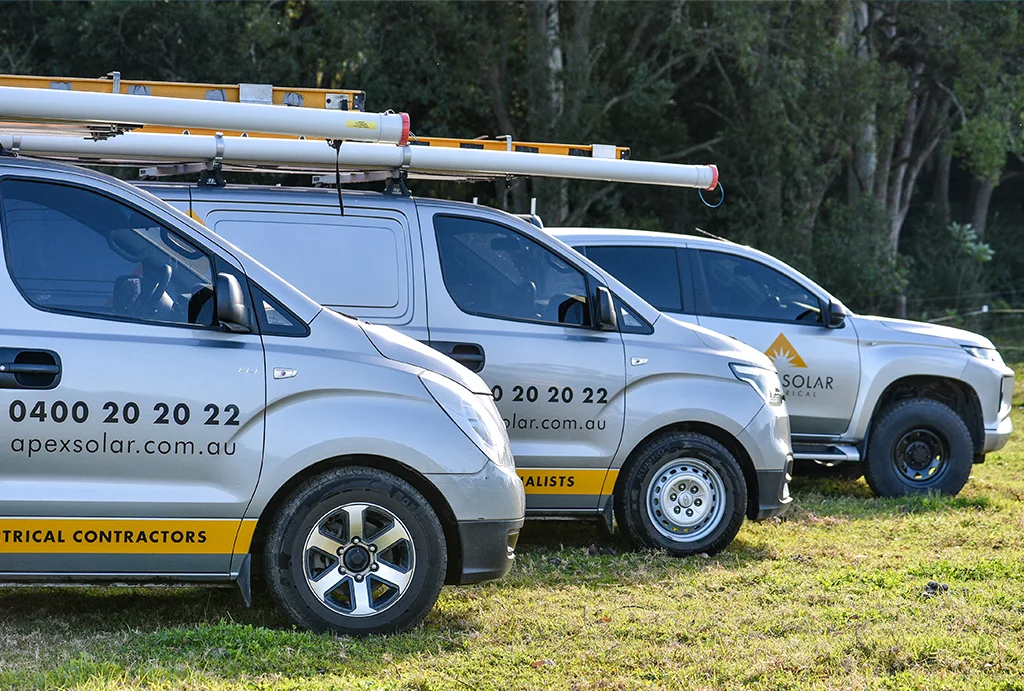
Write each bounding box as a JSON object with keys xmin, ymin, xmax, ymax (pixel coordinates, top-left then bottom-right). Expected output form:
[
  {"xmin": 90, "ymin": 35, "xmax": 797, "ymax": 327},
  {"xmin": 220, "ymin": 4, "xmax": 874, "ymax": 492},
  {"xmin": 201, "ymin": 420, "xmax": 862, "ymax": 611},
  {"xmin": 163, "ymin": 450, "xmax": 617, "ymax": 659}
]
[
  {"xmin": 616, "ymin": 422, "xmax": 760, "ymax": 520},
  {"xmin": 867, "ymin": 376, "xmax": 984, "ymax": 457},
  {"xmin": 247, "ymin": 455, "xmax": 462, "ymax": 587}
]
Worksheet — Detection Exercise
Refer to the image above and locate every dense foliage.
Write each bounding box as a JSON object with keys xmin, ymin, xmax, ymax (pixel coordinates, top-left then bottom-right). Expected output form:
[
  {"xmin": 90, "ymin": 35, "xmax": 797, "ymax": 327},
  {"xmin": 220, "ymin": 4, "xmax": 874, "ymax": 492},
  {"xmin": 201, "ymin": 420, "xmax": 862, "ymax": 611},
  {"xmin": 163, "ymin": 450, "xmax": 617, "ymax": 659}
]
[{"xmin": 2, "ymin": 1, "xmax": 1022, "ymax": 337}]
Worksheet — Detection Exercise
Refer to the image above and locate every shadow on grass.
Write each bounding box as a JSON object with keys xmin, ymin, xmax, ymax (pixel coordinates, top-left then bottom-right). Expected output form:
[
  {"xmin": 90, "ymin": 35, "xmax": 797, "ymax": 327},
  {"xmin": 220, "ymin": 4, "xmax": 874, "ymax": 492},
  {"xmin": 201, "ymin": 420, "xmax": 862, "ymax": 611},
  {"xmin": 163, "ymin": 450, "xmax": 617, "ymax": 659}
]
[
  {"xmin": 0, "ymin": 585, "xmax": 476, "ymax": 684},
  {"xmin": 788, "ymin": 473, "xmax": 997, "ymax": 520}
]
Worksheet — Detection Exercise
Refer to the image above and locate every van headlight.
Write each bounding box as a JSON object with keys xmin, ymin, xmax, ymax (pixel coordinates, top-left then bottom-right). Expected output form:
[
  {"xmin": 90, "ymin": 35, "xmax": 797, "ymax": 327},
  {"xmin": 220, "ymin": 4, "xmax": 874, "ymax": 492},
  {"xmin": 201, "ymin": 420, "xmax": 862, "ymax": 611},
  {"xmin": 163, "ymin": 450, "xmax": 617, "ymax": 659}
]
[
  {"xmin": 420, "ymin": 371, "xmax": 514, "ymax": 468},
  {"xmin": 963, "ymin": 345, "xmax": 1004, "ymax": 366},
  {"xmin": 730, "ymin": 363, "xmax": 785, "ymax": 406}
]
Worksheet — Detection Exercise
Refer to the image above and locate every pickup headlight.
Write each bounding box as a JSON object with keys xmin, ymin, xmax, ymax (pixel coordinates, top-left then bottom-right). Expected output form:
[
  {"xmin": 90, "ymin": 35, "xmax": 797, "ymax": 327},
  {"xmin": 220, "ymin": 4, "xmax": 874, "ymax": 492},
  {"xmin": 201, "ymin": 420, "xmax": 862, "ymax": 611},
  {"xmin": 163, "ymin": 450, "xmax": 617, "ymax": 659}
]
[
  {"xmin": 730, "ymin": 363, "xmax": 785, "ymax": 406},
  {"xmin": 420, "ymin": 371, "xmax": 514, "ymax": 468},
  {"xmin": 963, "ymin": 345, "xmax": 1004, "ymax": 366}
]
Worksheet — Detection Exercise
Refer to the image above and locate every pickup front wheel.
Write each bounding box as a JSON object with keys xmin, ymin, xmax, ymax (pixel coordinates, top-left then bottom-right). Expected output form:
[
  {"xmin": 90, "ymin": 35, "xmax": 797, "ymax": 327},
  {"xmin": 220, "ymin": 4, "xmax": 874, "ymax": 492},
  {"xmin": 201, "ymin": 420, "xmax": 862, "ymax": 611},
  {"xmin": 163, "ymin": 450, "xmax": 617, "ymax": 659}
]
[
  {"xmin": 865, "ymin": 398, "xmax": 973, "ymax": 497},
  {"xmin": 615, "ymin": 432, "xmax": 746, "ymax": 557}
]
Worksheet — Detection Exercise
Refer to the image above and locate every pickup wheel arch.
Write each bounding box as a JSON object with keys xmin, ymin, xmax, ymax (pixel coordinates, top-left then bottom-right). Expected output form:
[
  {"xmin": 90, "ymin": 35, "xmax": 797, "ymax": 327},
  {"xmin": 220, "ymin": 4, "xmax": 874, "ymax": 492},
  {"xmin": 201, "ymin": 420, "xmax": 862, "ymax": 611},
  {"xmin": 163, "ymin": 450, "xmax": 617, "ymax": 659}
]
[
  {"xmin": 247, "ymin": 454, "xmax": 462, "ymax": 586},
  {"xmin": 866, "ymin": 376, "xmax": 984, "ymax": 458}
]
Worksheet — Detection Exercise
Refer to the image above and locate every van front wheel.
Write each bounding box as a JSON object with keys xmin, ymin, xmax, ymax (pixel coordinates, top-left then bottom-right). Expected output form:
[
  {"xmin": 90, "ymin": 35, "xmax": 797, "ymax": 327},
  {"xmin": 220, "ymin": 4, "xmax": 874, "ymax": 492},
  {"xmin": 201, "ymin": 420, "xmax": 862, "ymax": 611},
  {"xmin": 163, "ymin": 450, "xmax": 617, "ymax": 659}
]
[
  {"xmin": 615, "ymin": 432, "xmax": 747, "ymax": 557},
  {"xmin": 264, "ymin": 466, "xmax": 447, "ymax": 636}
]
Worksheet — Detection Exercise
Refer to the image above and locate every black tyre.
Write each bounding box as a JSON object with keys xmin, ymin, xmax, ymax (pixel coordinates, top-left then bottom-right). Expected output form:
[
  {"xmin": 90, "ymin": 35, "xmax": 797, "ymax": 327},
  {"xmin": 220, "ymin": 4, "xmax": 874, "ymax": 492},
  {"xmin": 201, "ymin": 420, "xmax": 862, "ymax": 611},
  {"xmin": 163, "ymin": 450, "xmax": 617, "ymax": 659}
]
[
  {"xmin": 614, "ymin": 432, "xmax": 747, "ymax": 557},
  {"xmin": 864, "ymin": 398, "xmax": 973, "ymax": 497},
  {"xmin": 793, "ymin": 459, "xmax": 864, "ymax": 480},
  {"xmin": 265, "ymin": 466, "xmax": 447, "ymax": 635}
]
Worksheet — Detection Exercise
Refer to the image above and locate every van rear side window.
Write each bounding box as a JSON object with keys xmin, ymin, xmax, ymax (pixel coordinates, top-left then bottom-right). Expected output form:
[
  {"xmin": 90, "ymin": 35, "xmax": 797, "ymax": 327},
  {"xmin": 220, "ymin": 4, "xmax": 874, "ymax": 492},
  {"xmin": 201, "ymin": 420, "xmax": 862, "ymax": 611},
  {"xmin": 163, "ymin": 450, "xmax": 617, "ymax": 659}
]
[
  {"xmin": 210, "ymin": 215, "xmax": 404, "ymax": 310},
  {"xmin": 0, "ymin": 179, "xmax": 215, "ymax": 328}
]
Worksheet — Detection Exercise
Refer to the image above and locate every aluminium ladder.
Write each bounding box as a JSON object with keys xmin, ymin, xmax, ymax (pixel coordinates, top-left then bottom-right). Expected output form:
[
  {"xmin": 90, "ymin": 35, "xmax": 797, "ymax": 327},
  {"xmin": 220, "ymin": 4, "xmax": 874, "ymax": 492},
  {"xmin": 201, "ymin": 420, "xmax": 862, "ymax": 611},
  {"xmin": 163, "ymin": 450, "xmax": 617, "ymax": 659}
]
[{"xmin": 0, "ymin": 72, "xmax": 718, "ymax": 190}]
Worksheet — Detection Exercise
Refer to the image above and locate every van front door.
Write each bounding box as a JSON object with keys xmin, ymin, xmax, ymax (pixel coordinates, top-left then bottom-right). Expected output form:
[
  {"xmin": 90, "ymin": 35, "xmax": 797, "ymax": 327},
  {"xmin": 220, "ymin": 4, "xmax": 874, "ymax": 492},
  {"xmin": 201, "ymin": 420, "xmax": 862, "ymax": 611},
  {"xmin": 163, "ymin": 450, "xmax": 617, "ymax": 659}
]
[
  {"xmin": 0, "ymin": 178, "xmax": 265, "ymax": 576},
  {"xmin": 421, "ymin": 210, "xmax": 626, "ymax": 513},
  {"xmin": 693, "ymin": 249, "xmax": 860, "ymax": 436}
]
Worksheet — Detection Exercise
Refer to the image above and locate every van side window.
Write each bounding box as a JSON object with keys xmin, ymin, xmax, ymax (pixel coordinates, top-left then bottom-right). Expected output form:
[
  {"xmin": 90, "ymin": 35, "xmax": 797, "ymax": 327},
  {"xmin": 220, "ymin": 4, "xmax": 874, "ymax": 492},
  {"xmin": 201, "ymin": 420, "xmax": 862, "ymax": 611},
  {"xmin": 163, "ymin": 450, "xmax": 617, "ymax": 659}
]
[
  {"xmin": 699, "ymin": 250, "xmax": 822, "ymax": 324},
  {"xmin": 583, "ymin": 246, "xmax": 684, "ymax": 313},
  {"xmin": 0, "ymin": 179, "xmax": 215, "ymax": 327},
  {"xmin": 434, "ymin": 215, "xmax": 591, "ymax": 327},
  {"xmin": 250, "ymin": 282, "xmax": 309, "ymax": 337}
]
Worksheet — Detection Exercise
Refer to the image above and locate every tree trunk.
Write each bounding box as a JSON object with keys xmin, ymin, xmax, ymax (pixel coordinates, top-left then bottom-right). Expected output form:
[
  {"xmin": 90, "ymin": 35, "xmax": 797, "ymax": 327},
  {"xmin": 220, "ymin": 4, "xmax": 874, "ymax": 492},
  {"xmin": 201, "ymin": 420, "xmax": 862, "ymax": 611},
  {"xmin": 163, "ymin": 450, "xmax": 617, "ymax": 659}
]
[
  {"xmin": 970, "ymin": 177, "xmax": 995, "ymax": 240},
  {"xmin": 932, "ymin": 140, "xmax": 952, "ymax": 229},
  {"xmin": 525, "ymin": 0, "xmax": 569, "ymax": 223},
  {"xmin": 846, "ymin": 1, "xmax": 877, "ymax": 205}
]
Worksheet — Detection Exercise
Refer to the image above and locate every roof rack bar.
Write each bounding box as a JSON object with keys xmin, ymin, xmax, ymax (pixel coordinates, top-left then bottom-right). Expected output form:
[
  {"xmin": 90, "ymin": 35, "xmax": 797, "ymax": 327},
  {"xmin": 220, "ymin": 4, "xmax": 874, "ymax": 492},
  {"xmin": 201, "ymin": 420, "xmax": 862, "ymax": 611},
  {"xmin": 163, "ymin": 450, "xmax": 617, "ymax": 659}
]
[
  {"xmin": 0, "ymin": 132, "xmax": 719, "ymax": 189},
  {"xmin": 0, "ymin": 86, "xmax": 409, "ymax": 144}
]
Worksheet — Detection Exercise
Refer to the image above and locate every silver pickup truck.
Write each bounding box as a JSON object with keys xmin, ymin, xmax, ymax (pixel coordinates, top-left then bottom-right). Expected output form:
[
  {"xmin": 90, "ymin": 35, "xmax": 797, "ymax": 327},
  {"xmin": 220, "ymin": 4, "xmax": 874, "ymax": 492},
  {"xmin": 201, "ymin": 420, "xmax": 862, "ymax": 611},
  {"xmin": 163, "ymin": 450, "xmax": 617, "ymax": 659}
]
[{"xmin": 553, "ymin": 227, "xmax": 1015, "ymax": 498}]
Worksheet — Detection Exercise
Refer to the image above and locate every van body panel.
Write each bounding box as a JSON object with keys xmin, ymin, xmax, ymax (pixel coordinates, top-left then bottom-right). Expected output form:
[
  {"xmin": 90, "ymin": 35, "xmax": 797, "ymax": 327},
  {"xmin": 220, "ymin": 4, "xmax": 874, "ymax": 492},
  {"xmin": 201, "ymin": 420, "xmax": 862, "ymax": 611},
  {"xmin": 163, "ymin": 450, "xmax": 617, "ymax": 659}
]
[{"xmin": 139, "ymin": 183, "xmax": 792, "ymax": 523}]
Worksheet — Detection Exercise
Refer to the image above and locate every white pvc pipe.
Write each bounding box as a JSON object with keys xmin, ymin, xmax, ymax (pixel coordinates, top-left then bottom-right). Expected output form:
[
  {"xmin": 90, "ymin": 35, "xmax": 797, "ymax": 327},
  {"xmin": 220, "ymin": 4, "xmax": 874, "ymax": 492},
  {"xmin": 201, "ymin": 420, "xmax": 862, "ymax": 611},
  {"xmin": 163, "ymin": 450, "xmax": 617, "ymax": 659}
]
[
  {"xmin": 0, "ymin": 132, "xmax": 719, "ymax": 189},
  {"xmin": 0, "ymin": 87, "xmax": 409, "ymax": 144}
]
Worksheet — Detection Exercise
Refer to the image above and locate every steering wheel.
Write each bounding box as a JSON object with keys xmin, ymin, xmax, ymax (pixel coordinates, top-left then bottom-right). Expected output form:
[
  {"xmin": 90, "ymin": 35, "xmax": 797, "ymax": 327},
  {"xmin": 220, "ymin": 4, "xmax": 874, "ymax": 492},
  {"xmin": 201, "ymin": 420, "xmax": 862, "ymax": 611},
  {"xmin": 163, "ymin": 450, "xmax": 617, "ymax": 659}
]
[
  {"xmin": 753, "ymin": 294, "xmax": 781, "ymax": 318},
  {"xmin": 132, "ymin": 264, "xmax": 173, "ymax": 318},
  {"xmin": 501, "ymin": 281, "xmax": 538, "ymax": 319}
]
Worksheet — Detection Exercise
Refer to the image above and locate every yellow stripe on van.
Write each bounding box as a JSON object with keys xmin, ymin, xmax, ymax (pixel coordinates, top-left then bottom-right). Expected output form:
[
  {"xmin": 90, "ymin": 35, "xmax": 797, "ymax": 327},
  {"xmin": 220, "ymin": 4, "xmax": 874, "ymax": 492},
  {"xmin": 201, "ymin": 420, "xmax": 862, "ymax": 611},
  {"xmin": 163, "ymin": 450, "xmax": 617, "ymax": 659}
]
[
  {"xmin": 187, "ymin": 208, "xmax": 206, "ymax": 225},
  {"xmin": 0, "ymin": 518, "xmax": 256, "ymax": 554},
  {"xmin": 518, "ymin": 469, "xmax": 618, "ymax": 495}
]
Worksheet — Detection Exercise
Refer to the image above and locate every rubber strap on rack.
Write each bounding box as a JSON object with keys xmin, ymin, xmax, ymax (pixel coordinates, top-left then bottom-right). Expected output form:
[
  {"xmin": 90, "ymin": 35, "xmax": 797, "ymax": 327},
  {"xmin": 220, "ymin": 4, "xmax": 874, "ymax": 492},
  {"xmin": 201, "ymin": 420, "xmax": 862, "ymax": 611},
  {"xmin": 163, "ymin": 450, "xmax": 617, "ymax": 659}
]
[{"xmin": 328, "ymin": 139, "xmax": 345, "ymax": 216}]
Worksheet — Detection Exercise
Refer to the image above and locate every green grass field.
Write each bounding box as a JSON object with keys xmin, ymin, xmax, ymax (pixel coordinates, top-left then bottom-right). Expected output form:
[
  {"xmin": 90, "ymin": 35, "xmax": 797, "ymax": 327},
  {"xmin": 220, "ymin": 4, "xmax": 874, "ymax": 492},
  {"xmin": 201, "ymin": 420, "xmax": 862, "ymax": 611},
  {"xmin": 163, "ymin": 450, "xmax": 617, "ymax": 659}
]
[{"xmin": 3, "ymin": 386, "xmax": 1023, "ymax": 691}]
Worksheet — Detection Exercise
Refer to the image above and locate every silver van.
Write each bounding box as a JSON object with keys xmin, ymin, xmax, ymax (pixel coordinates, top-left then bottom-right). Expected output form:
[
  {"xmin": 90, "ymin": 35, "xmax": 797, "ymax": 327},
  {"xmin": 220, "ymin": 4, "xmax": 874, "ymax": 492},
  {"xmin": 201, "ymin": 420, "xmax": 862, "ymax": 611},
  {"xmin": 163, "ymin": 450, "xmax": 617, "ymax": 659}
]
[
  {"xmin": 0, "ymin": 157, "xmax": 525, "ymax": 635},
  {"xmin": 551, "ymin": 227, "xmax": 1015, "ymax": 497},
  {"xmin": 142, "ymin": 183, "xmax": 794, "ymax": 557}
]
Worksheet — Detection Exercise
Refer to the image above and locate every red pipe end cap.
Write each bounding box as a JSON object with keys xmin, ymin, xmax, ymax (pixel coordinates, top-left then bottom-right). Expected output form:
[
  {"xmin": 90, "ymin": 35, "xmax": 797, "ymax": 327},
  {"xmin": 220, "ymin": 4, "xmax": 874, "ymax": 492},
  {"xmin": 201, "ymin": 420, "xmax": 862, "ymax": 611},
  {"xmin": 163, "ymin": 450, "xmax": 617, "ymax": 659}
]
[
  {"xmin": 399, "ymin": 112, "xmax": 411, "ymax": 146},
  {"xmin": 706, "ymin": 164, "xmax": 719, "ymax": 191}
]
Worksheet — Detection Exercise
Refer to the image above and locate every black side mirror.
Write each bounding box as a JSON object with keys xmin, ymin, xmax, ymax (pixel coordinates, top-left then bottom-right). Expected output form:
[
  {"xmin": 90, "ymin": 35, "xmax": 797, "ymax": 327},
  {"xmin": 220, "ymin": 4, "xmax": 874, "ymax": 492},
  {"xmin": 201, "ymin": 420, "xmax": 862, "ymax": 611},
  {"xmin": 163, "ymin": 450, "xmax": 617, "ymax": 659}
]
[
  {"xmin": 825, "ymin": 300, "xmax": 847, "ymax": 329},
  {"xmin": 216, "ymin": 273, "xmax": 250, "ymax": 333},
  {"xmin": 596, "ymin": 286, "xmax": 618, "ymax": 332}
]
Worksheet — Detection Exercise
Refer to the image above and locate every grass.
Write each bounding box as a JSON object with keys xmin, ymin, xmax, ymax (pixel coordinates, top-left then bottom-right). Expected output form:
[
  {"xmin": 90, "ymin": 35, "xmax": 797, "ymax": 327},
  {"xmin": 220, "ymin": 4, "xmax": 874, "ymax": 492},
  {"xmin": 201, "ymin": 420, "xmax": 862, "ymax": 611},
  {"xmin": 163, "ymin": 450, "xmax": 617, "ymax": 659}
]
[{"xmin": 3, "ymin": 386, "xmax": 1024, "ymax": 690}]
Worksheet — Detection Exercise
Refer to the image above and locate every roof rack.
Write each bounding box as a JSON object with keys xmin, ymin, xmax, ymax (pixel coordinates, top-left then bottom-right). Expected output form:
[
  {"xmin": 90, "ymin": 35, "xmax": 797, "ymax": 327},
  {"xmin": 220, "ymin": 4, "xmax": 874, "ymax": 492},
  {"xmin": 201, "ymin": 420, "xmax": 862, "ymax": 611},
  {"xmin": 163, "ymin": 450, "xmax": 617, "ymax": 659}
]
[{"xmin": 0, "ymin": 71, "xmax": 719, "ymax": 191}]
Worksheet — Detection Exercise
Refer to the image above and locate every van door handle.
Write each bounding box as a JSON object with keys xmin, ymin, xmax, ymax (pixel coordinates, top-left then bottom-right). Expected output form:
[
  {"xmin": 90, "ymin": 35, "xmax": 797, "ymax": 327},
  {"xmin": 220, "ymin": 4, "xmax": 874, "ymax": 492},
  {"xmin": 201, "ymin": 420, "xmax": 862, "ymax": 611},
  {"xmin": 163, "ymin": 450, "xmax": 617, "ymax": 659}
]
[
  {"xmin": 0, "ymin": 349, "xmax": 62, "ymax": 390},
  {"xmin": 430, "ymin": 342, "xmax": 486, "ymax": 373}
]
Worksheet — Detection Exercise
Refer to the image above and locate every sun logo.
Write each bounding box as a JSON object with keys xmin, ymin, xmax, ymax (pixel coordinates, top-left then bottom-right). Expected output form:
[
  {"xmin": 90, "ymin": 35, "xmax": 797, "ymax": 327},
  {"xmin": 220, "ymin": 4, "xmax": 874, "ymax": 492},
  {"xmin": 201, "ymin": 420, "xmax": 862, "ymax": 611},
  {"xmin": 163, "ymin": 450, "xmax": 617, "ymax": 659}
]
[{"xmin": 765, "ymin": 333, "xmax": 807, "ymax": 368}]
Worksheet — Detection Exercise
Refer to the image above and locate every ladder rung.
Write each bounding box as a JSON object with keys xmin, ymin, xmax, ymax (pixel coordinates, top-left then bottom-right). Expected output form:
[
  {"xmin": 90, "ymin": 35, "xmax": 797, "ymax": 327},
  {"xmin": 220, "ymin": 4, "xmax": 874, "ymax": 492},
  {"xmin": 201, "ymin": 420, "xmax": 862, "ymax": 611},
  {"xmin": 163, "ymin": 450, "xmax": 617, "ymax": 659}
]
[
  {"xmin": 409, "ymin": 136, "xmax": 630, "ymax": 160},
  {"xmin": 0, "ymin": 73, "xmax": 365, "ymax": 111}
]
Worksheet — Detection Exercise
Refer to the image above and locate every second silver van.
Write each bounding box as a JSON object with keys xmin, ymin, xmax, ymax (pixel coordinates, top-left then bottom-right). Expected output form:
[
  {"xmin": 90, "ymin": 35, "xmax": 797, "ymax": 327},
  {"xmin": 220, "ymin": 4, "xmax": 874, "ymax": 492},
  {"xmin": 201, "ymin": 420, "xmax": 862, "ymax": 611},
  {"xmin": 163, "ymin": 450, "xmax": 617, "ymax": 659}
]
[{"xmin": 142, "ymin": 183, "xmax": 793, "ymax": 557}]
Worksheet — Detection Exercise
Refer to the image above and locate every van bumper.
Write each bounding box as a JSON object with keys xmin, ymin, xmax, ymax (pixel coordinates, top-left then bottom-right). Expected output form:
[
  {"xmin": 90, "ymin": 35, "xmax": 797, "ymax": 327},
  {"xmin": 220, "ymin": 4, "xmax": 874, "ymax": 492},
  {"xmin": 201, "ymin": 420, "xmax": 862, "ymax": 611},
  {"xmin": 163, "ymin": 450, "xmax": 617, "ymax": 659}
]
[
  {"xmin": 452, "ymin": 518, "xmax": 523, "ymax": 584},
  {"xmin": 754, "ymin": 454, "xmax": 793, "ymax": 520}
]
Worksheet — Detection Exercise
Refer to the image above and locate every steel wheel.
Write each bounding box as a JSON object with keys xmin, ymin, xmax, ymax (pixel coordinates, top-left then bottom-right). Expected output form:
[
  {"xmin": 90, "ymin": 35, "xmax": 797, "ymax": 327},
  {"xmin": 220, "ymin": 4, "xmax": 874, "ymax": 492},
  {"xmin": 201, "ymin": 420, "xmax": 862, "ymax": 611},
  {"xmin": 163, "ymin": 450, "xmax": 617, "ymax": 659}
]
[
  {"xmin": 302, "ymin": 502, "xmax": 416, "ymax": 618},
  {"xmin": 646, "ymin": 457, "xmax": 727, "ymax": 542},
  {"xmin": 864, "ymin": 398, "xmax": 973, "ymax": 498},
  {"xmin": 893, "ymin": 428, "xmax": 949, "ymax": 486}
]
